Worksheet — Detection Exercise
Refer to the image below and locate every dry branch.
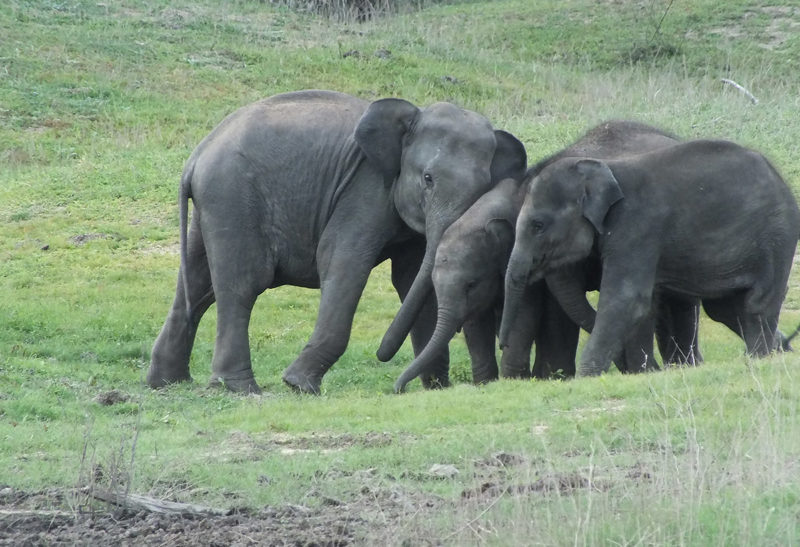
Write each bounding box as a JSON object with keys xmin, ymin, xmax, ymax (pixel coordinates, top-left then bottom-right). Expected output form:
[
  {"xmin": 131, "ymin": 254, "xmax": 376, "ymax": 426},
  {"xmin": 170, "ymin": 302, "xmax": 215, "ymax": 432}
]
[
  {"xmin": 90, "ymin": 488, "xmax": 227, "ymax": 516},
  {"xmin": 721, "ymin": 78, "xmax": 759, "ymax": 105}
]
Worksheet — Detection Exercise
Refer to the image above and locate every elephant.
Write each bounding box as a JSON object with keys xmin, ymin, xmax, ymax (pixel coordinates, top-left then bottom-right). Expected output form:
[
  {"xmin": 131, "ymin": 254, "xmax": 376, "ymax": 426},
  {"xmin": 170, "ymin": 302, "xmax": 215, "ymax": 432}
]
[
  {"xmin": 146, "ymin": 89, "xmax": 526, "ymax": 394},
  {"xmin": 503, "ymin": 139, "xmax": 800, "ymax": 377},
  {"xmin": 392, "ymin": 120, "xmax": 702, "ymax": 392},
  {"xmin": 393, "ymin": 177, "xmax": 579, "ymax": 393}
]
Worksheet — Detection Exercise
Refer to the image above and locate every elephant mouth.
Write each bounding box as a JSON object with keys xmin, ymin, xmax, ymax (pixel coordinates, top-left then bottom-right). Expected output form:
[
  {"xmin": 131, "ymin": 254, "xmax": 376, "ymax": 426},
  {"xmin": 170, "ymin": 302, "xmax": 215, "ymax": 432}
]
[{"xmin": 528, "ymin": 253, "xmax": 550, "ymax": 282}]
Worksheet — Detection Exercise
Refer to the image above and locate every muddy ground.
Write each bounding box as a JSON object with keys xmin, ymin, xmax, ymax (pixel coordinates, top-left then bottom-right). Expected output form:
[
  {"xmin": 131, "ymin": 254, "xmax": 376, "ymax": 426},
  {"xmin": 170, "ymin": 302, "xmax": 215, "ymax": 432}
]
[
  {"xmin": 0, "ymin": 462, "xmax": 612, "ymax": 545},
  {"xmin": 0, "ymin": 484, "xmax": 441, "ymax": 546}
]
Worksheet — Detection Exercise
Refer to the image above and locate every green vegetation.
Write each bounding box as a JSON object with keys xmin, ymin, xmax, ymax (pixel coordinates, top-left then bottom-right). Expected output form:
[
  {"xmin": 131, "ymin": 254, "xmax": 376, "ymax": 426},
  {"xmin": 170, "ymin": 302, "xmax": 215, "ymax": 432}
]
[{"xmin": 1, "ymin": 0, "xmax": 799, "ymax": 543}]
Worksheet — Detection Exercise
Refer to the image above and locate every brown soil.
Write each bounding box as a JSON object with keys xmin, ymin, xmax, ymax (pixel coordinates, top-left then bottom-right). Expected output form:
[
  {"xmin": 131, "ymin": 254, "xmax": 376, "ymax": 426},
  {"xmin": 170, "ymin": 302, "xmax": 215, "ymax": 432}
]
[{"xmin": 0, "ymin": 485, "xmax": 438, "ymax": 546}]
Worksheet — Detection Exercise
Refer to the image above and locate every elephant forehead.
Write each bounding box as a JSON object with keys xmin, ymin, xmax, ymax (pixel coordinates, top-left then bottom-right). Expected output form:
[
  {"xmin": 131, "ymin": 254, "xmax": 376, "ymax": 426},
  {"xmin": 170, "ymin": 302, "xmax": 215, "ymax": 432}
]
[
  {"xmin": 438, "ymin": 231, "xmax": 493, "ymax": 265},
  {"xmin": 416, "ymin": 106, "xmax": 495, "ymax": 145},
  {"xmin": 532, "ymin": 170, "xmax": 583, "ymax": 205}
]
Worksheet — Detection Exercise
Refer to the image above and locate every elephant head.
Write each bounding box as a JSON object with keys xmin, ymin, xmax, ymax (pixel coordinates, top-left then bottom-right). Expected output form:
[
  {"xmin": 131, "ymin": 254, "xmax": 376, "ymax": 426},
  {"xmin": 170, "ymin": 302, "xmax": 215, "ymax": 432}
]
[
  {"xmin": 355, "ymin": 99, "xmax": 527, "ymax": 362},
  {"xmin": 500, "ymin": 158, "xmax": 623, "ymax": 347}
]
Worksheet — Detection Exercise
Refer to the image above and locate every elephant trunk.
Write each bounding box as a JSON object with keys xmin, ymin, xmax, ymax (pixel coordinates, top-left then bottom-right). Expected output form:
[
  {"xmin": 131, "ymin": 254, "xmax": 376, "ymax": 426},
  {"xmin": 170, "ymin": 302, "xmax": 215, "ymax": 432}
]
[
  {"xmin": 499, "ymin": 254, "xmax": 529, "ymax": 349},
  {"xmin": 394, "ymin": 307, "xmax": 458, "ymax": 393},
  {"xmin": 377, "ymin": 240, "xmax": 438, "ymax": 362},
  {"xmin": 545, "ymin": 269, "xmax": 596, "ymax": 333}
]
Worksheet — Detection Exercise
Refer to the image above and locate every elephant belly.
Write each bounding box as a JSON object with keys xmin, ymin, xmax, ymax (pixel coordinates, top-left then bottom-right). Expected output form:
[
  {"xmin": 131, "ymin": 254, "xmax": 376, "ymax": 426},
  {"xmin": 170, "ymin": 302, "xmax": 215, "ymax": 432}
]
[
  {"xmin": 656, "ymin": 262, "xmax": 756, "ymax": 300},
  {"xmin": 272, "ymin": 251, "xmax": 321, "ymax": 289}
]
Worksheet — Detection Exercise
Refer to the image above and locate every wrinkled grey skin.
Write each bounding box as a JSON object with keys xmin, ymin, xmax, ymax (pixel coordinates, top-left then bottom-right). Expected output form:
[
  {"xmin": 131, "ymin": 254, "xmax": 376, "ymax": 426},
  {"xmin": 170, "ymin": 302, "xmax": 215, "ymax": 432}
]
[
  {"xmin": 501, "ymin": 121, "xmax": 704, "ymax": 373},
  {"xmin": 147, "ymin": 90, "xmax": 526, "ymax": 394},
  {"xmin": 393, "ymin": 178, "xmax": 578, "ymax": 392},
  {"xmin": 504, "ymin": 139, "xmax": 800, "ymax": 377}
]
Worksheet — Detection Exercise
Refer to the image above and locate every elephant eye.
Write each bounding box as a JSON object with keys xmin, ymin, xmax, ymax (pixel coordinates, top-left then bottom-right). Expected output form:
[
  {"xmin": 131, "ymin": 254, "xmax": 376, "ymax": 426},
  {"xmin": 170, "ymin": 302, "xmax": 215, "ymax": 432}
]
[
  {"xmin": 423, "ymin": 173, "xmax": 434, "ymax": 189},
  {"xmin": 530, "ymin": 219, "xmax": 546, "ymax": 233}
]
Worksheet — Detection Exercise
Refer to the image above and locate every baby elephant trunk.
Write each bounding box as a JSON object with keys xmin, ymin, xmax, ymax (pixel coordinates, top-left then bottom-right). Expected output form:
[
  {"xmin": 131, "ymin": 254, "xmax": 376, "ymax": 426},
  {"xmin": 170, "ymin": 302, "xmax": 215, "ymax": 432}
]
[
  {"xmin": 500, "ymin": 253, "xmax": 530, "ymax": 349},
  {"xmin": 545, "ymin": 271, "xmax": 596, "ymax": 333},
  {"xmin": 394, "ymin": 308, "xmax": 459, "ymax": 393}
]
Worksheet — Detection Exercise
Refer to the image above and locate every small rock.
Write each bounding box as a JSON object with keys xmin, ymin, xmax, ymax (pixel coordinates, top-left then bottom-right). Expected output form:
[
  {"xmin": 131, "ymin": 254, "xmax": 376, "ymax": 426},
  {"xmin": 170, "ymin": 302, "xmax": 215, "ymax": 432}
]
[
  {"xmin": 428, "ymin": 463, "xmax": 459, "ymax": 479},
  {"xmin": 320, "ymin": 495, "xmax": 343, "ymax": 506},
  {"xmin": 95, "ymin": 390, "xmax": 130, "ymax": 406},
  {"xmin": 492, "ymin": 451, "xmax": 526, "ymax": 467},
  {"xmin": 285, "ymin": 503, "xmax": 312, "ymax": 515},
  {"xmin": 374, "ymin": 49, "xmax": 391, "ymax": 59},
  {"xmin": 342, "ymin": 49, "xmax": 361, "ymax": 58}
]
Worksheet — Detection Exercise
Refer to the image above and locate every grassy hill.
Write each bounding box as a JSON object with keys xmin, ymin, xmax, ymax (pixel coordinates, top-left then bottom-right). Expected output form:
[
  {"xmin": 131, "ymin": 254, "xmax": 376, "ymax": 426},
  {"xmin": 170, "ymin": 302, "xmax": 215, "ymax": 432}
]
[{"xmin": 1, "ymin": 0, "xmax": 800, "ymax": 544}]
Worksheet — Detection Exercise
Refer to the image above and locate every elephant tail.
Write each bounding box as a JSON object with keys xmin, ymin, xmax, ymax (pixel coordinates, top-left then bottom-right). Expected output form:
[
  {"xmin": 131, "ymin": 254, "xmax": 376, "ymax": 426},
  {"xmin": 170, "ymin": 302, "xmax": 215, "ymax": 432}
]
[
  {"xmin": 781, "ymin": 323, "xmax": 800, "ymax": 351},
  {"xmin": 179, "ymin": 163, "xmax": 194, "ymax": 324}
]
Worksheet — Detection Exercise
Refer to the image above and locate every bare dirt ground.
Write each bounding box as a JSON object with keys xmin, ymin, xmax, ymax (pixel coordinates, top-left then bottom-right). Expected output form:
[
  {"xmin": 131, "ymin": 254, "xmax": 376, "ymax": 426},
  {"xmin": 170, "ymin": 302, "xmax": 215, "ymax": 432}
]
[
  {"xmin": 1, "ymin": 451, "xmax": 621, "ymax": 546},
  {"xmin": 0, "ymin": 484, "xmax": 440, "ymax": 546}
]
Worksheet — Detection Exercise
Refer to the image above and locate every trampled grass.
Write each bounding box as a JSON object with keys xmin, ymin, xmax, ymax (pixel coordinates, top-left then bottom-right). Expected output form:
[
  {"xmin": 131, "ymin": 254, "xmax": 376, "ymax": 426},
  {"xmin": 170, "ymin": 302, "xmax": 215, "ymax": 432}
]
[{"xmin": 2, "ymin": 0, "xmax": 800, "ymax": 544}]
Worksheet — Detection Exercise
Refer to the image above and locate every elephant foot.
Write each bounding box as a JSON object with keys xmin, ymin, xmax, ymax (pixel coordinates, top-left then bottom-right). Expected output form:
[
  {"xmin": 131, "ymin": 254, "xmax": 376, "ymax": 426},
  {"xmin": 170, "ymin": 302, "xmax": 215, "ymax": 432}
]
[
  {"xmin": 501, "ymin": 364, "xmax": 531, "ymax": 380},
  {"xmin": 472, "ymin": 374, "xmax": 499, "ymax": 385},
  {"xmin": 282, "ymin": 364, "xmax": 323, "ymax": 395},
  {"xmin": 146, "ymin": 365, "xmax": 192, "ymax": 389},
  {"xmin": 208, "ymin": 374, "xmax": 261, "ymax": 394},
  {"xmin": 420, "ymin": 374, "xmax": 450, "ymax": 390}
]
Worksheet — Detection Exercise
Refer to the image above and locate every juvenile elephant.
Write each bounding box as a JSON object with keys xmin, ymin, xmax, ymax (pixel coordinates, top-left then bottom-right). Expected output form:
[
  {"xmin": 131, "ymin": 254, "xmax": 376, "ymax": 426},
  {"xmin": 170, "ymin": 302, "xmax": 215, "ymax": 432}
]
[
  {"xmin": 147, "ymin": 90, "xmax": 526, "ymax": 394},
  {"xmin": 394, "ymin": 121, "xmax": 699, "ymax": 392},
  {"xmin": 504, "ymin": 139, "xmax": 800, "ymax": 377}
]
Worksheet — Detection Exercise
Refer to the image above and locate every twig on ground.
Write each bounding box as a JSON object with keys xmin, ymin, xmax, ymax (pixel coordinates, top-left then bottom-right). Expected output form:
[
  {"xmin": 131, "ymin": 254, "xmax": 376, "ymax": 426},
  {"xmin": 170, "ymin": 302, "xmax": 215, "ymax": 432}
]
[
  {"xmin": 88, "ymin": 488, "xmax": 227, "ymax": 517},
  {"xmin": 721, "ymin": 78, "xmax": 759, "ymax": 105}
]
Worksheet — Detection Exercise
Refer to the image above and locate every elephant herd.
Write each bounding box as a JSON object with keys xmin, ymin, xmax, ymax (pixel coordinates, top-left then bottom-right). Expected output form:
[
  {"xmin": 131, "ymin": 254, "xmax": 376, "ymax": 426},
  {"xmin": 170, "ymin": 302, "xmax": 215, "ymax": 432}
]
[{"xmin": 145, "ymin": 89, "xmax": 800, "ymax": 395}]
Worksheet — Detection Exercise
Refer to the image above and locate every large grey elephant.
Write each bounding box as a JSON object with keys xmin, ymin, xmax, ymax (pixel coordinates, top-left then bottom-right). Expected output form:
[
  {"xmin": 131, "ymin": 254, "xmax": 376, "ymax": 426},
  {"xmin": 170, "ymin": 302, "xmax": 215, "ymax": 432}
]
[
  {"xmin": 146, "ymin": 90, "xmax": 526, "ymax": 394},
  {"xmin": 393, "ymin": 121, "xmax": 699, "ymax": 392},
  {"xmin": 503, "ymin": 139, "xmax": 800, "ymax": 376}
]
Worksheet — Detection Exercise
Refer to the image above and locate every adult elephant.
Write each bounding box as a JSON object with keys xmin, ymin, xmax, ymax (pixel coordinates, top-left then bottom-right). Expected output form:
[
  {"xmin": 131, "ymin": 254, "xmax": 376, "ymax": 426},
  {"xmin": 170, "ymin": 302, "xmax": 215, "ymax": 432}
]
[
  {"xmin": 503, "ymin": 139, "xmax": 800, "ymax": 377},
  {"xmin": 393, "ymin": 121, "xmax": 699, "ymax": 392},
  {"xmin": 146, "ymin": 90, "xmax": 526, "ymax": 394}
]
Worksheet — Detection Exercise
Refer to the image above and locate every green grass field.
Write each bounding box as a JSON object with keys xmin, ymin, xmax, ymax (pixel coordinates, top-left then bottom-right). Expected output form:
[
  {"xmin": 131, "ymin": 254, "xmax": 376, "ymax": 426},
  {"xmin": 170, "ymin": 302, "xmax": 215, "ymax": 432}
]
[{"xmin": 2, "ymin": 0, "xmax": 800, "ymax": 544}]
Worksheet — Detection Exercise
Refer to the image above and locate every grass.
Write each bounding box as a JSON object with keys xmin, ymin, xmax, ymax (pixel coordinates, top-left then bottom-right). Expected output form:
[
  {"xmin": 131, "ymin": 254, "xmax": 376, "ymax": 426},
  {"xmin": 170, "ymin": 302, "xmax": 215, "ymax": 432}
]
[{"xmin": 2, "ymin": 0, "xmax": 800, "ymax": 543}]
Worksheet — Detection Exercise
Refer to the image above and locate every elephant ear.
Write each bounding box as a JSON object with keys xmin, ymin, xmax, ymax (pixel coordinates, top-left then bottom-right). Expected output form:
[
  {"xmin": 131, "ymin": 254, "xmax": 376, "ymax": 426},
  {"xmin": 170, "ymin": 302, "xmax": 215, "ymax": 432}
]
[
  {"xmin": 576, "ymin": 159, "xmax": 624, "ymax": 234},
  {"xmin": 354, "ymin": 98, "xmax": 420, "ymax": 185},
  {"xmin": 485, "ymin": 217, "xmax": 515, "ymax": 247},
  {"xmin": 491, "ymin": 130, "xmax": 527, "ymax": 183}
]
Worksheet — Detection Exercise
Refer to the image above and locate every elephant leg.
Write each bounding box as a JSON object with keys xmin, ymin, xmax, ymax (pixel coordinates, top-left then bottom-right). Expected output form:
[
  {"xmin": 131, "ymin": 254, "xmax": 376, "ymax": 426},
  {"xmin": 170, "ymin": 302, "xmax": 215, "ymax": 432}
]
[
  {"xmin": 463, "ymin": 313, "xmax": 499, "ymax": 384},
  {"xmin": 704, "ymin": 290, "xmax": 782, "ymax": 357},
  {"xmin": 283, "ymin": 217, "xmax": 389, "ymax": 394},
  {"xmin": 656, "ymin": 295, "xmax": 702, "ymax": 365},
  {"xmin": 148, "ymin": 216, "xmax": 215, "ymax": 388},
  {"xmin": 209, "ymin": 290, "xmax": 261, "ymax": 393},
  {"xmin": 204, "ymin": 228, "xmax": 272, "ymax": 394},
  {"xmin": 620, "ymin": 313, "xmax": 659, "ymax": 373},
  {"xmin": 532, "ymin": 287, "xmax": 579, "ymax": 378},
  {"xmin": 578, "ymin": 261, "xmax": 656, "ymax": 377},
  {"xmin": 282, "ymin": 262, "xmax": 374, "ymax": 394},
  {"xmin": 389, "ymin": 239, "xmax": 450, "ymax": 389}
]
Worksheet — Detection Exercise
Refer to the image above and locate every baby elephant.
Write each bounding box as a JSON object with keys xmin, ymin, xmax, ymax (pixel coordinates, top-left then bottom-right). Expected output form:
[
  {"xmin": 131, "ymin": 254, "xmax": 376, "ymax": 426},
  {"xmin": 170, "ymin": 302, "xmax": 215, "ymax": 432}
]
[{"xmin": 505, "ymin": 139, "xmax": 800, "ymax": 376}]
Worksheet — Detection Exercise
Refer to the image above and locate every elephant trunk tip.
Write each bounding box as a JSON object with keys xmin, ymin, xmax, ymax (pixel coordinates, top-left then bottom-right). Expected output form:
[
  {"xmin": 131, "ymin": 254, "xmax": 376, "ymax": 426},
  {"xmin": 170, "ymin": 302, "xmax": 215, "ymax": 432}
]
[
  {"xmin": 376, "ymin": 338, "xmax": 400, "ymax": 362},
  {"xmin": 393, "ymin": 378, "xmax": 409, "ymax": 394}
]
